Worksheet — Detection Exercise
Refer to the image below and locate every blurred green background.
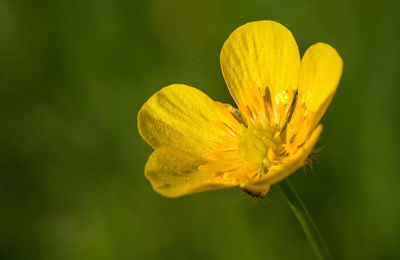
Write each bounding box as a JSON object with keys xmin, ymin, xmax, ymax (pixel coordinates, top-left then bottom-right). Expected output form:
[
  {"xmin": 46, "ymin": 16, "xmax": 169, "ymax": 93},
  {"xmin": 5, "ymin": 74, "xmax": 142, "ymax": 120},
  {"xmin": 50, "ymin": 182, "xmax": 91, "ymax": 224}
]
[{"xmin": 1, "ymin": 0, "xmax": 400, "ymax": 259}]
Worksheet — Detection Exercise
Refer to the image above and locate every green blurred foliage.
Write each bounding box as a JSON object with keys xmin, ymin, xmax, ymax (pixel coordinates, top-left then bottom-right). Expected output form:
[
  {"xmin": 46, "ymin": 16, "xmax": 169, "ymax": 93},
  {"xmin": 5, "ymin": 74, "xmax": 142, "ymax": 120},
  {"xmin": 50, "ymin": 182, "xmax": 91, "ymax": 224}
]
[{"xmin": 1, "ymin": 0, "xmax": 400, "ymax": 259}]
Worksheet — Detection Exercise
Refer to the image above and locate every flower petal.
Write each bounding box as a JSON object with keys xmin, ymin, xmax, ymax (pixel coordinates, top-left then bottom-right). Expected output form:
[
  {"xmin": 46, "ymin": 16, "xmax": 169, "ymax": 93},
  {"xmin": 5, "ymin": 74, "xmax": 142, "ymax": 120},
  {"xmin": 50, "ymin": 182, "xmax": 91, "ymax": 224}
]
[
  {"xmin": 145, "ymin": 146, "xmax": 236, "ymax": 198},
  {"xmin": 286, "ymin": 43, "xmax": 343, "ymax": 145},
  {"xmin": 220, "ymin": 20, "xmax": 300, "ymax": 129},
  {"xmin": 138, "ymin": 84, "xmax": 239, "ymax": 156}
]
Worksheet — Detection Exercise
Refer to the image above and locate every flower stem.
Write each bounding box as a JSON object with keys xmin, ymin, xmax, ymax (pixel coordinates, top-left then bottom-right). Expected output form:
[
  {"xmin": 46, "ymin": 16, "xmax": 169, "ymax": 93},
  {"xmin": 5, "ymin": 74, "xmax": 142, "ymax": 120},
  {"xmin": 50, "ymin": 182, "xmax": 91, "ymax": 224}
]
[{"xmin": 278, "ymin": 179, "xmax": 332, "ymax": 260}]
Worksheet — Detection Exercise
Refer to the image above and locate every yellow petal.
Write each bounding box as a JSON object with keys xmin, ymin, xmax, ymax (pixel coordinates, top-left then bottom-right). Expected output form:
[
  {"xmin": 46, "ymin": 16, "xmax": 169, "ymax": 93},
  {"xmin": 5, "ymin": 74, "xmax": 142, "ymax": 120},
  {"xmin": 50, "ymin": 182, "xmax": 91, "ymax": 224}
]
[
  {"xmin": 145, "ymin": 146, "xmax": 236, "ymax": 198},
  {"xmin": 287, "ymin": 43, "xmax": 343, "ymax": 145},
  {"xmin": 138, "ymin": 84, "xmax": 239, "ymax": 156},
  {"xmin": 220, "ymin": 20, "xmax": 300, "ymax": 129}
]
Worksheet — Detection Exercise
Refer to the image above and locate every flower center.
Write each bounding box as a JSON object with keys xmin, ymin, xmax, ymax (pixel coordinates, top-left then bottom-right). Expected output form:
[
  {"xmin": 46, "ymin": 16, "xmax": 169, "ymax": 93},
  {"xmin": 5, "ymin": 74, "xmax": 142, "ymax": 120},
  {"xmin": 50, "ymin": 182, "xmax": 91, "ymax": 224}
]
[{"xmin": 237, "ymin": 125, "xmax": 283, "ymax": 170}]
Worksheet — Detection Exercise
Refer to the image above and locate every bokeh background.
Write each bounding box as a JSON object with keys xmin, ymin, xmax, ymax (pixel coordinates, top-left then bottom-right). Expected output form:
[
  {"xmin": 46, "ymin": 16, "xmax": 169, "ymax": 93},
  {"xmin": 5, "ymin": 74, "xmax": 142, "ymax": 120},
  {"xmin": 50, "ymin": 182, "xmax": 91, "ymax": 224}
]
[{"xmin": 1, "ymin": 0, "xmax": 400, "ymax": 259}]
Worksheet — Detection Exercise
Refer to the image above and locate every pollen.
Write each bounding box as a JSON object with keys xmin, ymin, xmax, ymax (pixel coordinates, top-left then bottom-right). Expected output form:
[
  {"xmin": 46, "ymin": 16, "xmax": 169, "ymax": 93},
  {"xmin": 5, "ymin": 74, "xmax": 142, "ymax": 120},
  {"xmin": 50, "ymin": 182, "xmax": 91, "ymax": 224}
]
[{"xmin": 237, "ymin": 124, "xmax": 283, "ymax": 171}]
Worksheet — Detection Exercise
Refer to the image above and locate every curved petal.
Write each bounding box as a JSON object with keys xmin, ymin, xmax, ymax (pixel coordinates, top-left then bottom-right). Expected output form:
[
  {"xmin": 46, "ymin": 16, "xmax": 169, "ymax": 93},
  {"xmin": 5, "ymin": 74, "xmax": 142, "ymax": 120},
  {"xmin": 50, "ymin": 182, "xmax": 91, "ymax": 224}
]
[
  {"xmin": 145, "ymin": 147, "xmax": 237, "ymax": 198},
  {"xmin": 286, "ymin": 43, "xmax": 343, "ymax": 145},
  {"xmin": 220, "ymin": 20, "xmax": 300, "ymax": 129},
  {"xmin": 138, "ymin": 84, "xmax": 239, "ymax": 157}
]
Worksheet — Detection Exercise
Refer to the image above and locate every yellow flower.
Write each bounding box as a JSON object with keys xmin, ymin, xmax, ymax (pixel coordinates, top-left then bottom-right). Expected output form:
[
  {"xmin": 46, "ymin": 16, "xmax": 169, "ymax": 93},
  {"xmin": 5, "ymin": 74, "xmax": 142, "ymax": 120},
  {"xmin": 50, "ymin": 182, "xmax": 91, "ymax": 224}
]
[{"xmin": 138, "ymin": 21, "xmax": 343, "ymax": 198}]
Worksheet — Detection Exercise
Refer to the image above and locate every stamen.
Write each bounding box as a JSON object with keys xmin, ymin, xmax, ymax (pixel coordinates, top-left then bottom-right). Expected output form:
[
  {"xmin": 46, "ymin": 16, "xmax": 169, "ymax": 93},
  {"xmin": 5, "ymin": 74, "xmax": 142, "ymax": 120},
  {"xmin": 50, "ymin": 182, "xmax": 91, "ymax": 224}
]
[{"xmin": 237, "ymin": 124, "xmax": 283, "ymax": 170}]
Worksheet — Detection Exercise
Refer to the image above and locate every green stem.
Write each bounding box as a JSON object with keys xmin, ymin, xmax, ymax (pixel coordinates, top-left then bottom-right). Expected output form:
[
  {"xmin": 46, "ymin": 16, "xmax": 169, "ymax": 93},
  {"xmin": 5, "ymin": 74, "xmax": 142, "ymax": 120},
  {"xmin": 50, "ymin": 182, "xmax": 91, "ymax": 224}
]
[{"xmin": 278, "ymin": 179, "xmax": 332, "ymax": 260}]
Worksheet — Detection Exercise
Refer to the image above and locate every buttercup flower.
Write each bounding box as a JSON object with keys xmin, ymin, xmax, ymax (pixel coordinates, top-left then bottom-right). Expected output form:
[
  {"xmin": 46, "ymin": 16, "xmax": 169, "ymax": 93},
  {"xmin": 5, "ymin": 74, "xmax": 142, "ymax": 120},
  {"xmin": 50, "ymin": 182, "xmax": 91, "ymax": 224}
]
[{"xmin": 138, "ymin": 21, "xmax": 342, "ymax": 198}]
